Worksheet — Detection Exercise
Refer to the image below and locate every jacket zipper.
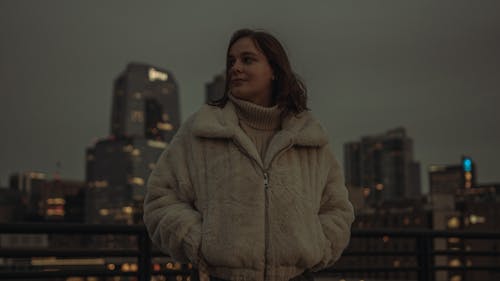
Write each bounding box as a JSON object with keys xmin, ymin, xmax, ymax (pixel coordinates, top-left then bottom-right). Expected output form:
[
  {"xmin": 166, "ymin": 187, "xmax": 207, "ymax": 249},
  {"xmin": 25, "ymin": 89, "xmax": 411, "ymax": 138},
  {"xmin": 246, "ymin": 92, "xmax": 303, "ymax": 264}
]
[{"xmin": 232, "ymin": 140, "xmax": 293, "ymax": 281}]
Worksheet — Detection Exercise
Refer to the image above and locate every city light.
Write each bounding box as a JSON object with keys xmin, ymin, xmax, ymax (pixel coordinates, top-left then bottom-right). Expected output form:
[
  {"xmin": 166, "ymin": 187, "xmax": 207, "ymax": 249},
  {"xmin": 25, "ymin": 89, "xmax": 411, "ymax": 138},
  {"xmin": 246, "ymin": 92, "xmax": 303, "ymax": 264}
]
[
  {"xmin": 463, "ymin": 158, "xmax": 472, "ymax": 172},
  {"xmin": 148, "ymin": 68, "xmax": 168, "ymax": 81}
]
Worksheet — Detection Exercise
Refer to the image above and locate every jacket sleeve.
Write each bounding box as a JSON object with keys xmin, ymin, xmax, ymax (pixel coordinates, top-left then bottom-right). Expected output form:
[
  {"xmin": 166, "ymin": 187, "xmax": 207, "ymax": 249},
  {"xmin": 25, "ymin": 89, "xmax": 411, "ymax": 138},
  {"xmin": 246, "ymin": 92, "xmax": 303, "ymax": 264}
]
[
  {"xmin": 311, "ymin": 146, "xmax": 355, "ymax": 271},
  {"xmin": 143, "ymin": 130, "xmax": 203, "ymax": 266}
]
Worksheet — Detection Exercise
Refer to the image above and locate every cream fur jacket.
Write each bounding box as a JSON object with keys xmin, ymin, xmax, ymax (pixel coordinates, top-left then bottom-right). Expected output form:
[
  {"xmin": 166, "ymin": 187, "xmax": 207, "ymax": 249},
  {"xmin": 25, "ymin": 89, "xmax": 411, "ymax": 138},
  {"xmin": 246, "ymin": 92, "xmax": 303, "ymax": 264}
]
[{"xmin": 143, "ymin": 101, "xmax": 355, "ymax": 281}]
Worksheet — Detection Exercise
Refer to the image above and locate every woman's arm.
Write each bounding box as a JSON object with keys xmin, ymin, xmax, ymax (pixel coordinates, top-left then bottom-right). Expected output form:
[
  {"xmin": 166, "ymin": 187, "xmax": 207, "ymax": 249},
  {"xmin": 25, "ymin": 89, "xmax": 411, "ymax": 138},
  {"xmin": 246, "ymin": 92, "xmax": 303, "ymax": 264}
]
[
  {"xmin": 312, "ymin": 146, "xmax": 355, "ymax": 271},
  {"xmin": 143, "ymin": 132, "xmax": 203, "ymax": 267}
]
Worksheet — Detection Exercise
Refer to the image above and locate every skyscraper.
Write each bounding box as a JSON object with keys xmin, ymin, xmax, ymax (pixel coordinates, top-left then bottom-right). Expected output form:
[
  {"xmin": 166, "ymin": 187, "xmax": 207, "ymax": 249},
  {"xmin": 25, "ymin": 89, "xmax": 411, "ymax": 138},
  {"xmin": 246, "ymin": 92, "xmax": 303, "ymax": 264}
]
[
  {"xmin": 111, "ymin": 63, "xmax": 180, "ymax": 142},
  {"xmin": 86, "ymin": 63, "xmax": 180, "ymax": 224},
  {"xmin": 344, "ymin": 127, "xmax": 421, "ymax": 206}
]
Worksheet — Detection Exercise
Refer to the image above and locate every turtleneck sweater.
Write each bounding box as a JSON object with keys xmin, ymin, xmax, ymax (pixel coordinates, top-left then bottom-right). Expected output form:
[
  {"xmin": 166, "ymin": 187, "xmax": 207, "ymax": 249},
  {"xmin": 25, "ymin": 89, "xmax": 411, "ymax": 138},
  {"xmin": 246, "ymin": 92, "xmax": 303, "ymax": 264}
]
[{"xmin": 228, "ymin": 93, "xmax": 282, "ymax": 162}]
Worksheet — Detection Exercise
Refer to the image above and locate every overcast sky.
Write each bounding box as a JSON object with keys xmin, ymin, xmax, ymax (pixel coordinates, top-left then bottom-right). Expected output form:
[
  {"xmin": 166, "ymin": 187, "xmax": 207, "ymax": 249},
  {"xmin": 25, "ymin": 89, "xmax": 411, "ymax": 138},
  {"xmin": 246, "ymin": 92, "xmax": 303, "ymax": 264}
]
[{"xmin": 1, "ymin": 1, "xmax": 499, "ymax": 192}]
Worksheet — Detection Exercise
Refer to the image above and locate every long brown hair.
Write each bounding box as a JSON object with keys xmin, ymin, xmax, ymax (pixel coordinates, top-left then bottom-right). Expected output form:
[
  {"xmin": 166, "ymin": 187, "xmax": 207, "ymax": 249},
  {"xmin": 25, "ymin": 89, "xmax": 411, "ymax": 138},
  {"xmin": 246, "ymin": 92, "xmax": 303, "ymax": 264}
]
[{"xmin": 209, "ymin": 28, "xmax": 309, "ymax": 117}]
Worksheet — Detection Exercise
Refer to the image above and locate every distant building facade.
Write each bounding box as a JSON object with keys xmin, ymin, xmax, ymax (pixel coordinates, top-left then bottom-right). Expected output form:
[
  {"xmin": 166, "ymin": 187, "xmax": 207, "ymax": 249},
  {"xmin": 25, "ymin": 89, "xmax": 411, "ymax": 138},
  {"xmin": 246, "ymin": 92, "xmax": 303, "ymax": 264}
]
[
  {"xmin": 86, "ymin": 63, "xmax": 180, "ymax": 224},
  {"xmin": 344, "ymin": 127, "xmax": 421, "ymax": 207},
  {"xmin": 205, "ymin": 73, "xmax": 225, "ymax": 103}
]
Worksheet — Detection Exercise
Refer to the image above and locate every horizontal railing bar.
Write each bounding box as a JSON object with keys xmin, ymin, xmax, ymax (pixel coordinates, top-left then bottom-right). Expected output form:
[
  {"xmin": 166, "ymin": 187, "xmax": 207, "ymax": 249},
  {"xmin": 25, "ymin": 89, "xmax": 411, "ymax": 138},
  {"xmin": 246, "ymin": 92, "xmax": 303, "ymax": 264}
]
[
  {"xmin": 0, "ymin": 223, "xmax": 147, "ymax": 234},
  {"xmin": 433, "ymin": 250, "xmax": 500, "ymax": 256},
  {"xmin": 0, "ymin": 248, "xmax": 141, "ymax": 257},
  {"xmin": 342, "ymin": 251, "xmax": 417, "ymax": 256},
  {"xmin": 433, "ymin": 266, "xmax": 500, "ymax": 271},
  {"xmin": 323, "ymin": 267, "xmax": 419, "ymax": 273}
]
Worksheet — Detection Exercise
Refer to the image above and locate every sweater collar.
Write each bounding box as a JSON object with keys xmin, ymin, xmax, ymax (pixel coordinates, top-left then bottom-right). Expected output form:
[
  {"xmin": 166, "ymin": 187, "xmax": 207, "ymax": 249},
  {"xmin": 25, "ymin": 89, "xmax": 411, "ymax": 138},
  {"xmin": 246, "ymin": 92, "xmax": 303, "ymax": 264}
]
[
  {"xmin": 192, "ymin": 100, "xmax": 329, "ymax": 168},
  {"xmin": 227, "ymin": 94, "xmax": 282, "ymax": 130}
]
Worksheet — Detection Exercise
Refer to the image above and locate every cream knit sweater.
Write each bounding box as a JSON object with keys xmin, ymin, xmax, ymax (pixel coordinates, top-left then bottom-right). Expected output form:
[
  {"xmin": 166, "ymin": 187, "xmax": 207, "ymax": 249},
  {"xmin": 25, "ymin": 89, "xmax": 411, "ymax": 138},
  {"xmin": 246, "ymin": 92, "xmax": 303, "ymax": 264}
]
[{"xmin": 228, "ymin": 94, "xmax": 282, "ymax": 162}]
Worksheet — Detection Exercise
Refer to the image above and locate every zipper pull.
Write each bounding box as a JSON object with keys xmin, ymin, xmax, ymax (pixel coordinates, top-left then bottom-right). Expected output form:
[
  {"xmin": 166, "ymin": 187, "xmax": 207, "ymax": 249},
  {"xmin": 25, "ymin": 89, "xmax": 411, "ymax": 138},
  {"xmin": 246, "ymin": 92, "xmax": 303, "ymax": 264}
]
[{"xmin": 264, "ymin": 172, "xmax": 269, "ymax": 190}]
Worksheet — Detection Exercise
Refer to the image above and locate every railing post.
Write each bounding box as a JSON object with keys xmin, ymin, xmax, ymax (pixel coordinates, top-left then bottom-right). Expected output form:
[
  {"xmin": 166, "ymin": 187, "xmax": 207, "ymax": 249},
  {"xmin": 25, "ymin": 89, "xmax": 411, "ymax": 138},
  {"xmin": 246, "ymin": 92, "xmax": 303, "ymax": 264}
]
[
  {"xmin": 138, "ymin": 232, "xmax": 152, "ymax": 281},
  {"xmin": 416, "ymin": 232, "xmax": 434, "ymax": 281}
]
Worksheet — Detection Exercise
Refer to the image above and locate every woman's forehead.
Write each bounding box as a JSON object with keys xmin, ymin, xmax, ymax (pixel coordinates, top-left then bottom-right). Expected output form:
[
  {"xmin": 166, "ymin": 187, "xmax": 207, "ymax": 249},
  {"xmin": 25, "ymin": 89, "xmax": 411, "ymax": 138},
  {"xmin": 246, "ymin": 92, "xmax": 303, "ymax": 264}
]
[{"xmin": 229, "ymin": 38, "xmax": 262, "ymax": 57}]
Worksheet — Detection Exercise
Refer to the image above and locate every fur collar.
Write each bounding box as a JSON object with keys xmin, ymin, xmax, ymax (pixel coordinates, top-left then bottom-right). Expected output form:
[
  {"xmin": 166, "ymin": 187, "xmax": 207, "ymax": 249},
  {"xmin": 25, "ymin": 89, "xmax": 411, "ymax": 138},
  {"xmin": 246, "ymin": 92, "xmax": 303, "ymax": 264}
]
[{"xmin": 191, "ymin": 101, "xmax": 329, "ymax": 168}]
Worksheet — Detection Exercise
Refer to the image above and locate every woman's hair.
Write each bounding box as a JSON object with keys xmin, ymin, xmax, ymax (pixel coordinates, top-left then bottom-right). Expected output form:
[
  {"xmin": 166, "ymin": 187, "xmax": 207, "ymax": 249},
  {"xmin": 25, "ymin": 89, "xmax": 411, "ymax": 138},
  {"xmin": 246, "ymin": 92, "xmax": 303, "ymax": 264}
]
[{"xmin": 209, "ymin": 28, "xmax": 309, "ymax": 117}]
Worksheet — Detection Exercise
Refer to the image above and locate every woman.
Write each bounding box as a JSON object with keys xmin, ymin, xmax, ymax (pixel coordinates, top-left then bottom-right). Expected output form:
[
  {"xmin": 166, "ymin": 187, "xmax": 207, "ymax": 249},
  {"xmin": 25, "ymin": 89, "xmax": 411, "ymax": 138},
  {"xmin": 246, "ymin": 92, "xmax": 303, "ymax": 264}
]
[{"xmin": 143, "ymin": 28, "xmax": 355, "ymax": 281}]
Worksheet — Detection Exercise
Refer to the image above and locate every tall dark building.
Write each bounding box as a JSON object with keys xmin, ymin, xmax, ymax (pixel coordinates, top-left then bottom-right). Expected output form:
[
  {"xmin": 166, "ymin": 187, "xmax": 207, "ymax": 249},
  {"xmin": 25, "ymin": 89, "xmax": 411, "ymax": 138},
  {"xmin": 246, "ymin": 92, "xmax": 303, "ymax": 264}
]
[
  {"xmin": 86, "ymin": 63, "xmax": 180, "ymax": 224},
  {"xmin": 344, "ymin": 127, "xmax": 421, "ymax": 206},
  {"xmin": 205, "ymin": 73, "xmax": 225, "ymax": 103},
  {"xmin": 111, "ymin": 63, "xmax": 180, "ymax": 142}
]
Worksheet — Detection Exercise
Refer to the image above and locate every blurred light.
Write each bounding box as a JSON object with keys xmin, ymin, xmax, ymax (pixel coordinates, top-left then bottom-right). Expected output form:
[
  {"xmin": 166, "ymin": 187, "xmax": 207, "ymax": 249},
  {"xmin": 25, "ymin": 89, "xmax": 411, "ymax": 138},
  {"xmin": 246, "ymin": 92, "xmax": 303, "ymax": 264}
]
[
  {"xmin": 147, "ymin": 140, "xmax": 167, "ymax": 149},
  {"xmin": 99, "ymin": 209, "xmax": 110, "ymax": 216},
  {"xmin": 47, "ymin": 198, "xmax": 66, "ymax": 205},
  {"xmin": 449, "ymin": 258, "xmax": 461, "ymax": 267},
  {"xmin": 149, "ymin": 68, "xmax": 168, "ymax": 81},
  {"xmin": 154, "ymin": 264, "xmax": 161, "ymax": 271},
  {"xmin": 130, "ymin": 263, "xmax": 138, "ymax": 272},
  {"xmin": 132, "ymin": 149, "xmax": 141, "ymax": 156},
  {"xmin": 107, "ymin": 264, "xmax": 116, "ymax": 271},
  {"xmin": 122, "ymin": 263, "xmax": 130, "ymax": 272},
  {"xmin": 382, "ymin": 235, "xmax": 390, "ymax": 243},
  {"xmin": 130, "ymin": 177, "xmax": 145, "ymax": 186},
  {"xmin": 176, "ymin": 275, "xmax": 183, "ymax": 281},
  {"xmin": 469, "ymin": 214, "xmax": 486, "ymax": 224},
  {"xmin": 158, "ymin": 122, "xmax": 173, "ymax": 131},
  {"xmin": 375, "ymin": 184, "xmax": 384, "ymax": 191},
  {"xmin": 447, "ymin": 217, "xmax": 460, "ymax": 229},
  {"xmin": 448, "ymin": 237, "xmax": 460, "ymax": 244},
  {"xmin": 362, "ymin": 187, "xmax": 370, "ymax": 197},
  {"xmin": 463, "ymin": 158, "xmax": 472, "ymax": 172},
  {"xmin": 166, "ymin": 262, "xmax": 174, "ymax": 269},
  {"xmin": 393, "ymin": 260, "xmax": 400, "ymax": 268},
  {"xmin": 465, "ymin": 172, "xmax": 472, "ymax": 181},
  {"xmin": 122, "ymin": 206, "xmax": 133, "ymax": 215},
  {"xmin": 450, "ymin": 275, "xmax": 462, "ymax": 281}
]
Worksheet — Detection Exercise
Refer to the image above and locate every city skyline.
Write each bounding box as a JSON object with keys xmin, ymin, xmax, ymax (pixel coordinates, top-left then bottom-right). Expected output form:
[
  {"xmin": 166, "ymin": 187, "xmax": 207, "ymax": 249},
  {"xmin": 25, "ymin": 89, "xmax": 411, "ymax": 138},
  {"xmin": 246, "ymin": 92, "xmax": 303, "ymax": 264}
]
[{"xmin": 1, "ymin": 1, "xmax": 500, "ymax": 192}]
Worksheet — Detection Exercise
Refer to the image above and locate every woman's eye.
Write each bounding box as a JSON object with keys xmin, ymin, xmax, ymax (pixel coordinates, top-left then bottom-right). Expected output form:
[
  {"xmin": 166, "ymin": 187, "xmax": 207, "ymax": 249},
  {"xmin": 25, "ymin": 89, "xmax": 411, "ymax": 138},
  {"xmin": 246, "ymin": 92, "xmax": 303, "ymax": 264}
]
[{"xmin": 243, "ymin": 57, "xmax": 253, "ymax": 63}]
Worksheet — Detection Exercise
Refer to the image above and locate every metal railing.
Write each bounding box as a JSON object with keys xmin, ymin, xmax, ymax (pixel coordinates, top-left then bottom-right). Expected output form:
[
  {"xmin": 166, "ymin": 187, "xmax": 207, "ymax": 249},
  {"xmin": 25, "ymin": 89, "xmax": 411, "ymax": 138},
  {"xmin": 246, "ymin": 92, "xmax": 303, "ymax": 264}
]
[{"xmin": 1, "ymin": 223, "xmax": 499, "ymax": 281}]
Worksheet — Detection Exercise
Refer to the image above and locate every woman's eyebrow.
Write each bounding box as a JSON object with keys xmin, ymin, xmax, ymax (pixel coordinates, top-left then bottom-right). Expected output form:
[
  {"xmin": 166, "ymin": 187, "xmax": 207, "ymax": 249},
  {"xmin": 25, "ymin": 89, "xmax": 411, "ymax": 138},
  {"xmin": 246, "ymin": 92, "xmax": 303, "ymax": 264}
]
[{"xmin": 228, "ymin": 51, "xmax": 258, "ymax": 58}]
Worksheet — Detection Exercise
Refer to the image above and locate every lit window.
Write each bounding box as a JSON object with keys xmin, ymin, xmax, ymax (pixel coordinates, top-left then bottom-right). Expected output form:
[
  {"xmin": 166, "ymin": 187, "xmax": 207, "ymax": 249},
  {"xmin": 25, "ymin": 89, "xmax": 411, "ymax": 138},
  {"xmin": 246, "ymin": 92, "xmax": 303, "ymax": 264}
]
[
  {"xmin": 363, "ymin": 187, "xmax": 370, "ymax": 197},
  {"xmin": 122, "ymin": 206, "xmax": 133, "ymax": 215},
  {"xmin": 99, "ymin": 209, "xmax": 110, "ymax": 216},
  {"xmin": 157, "ymin": 122, "xmax": 174, "ymax": 131},
  {"xmin": 147, "ymin": 140, "xmax": 167, "ymax": 149},
  {"xmin": 130, "ymin": 263, "xmax": 138, "ymax": 272},
  {"xmin": 130, "ymin": 177, "xmax": 144, "ymax": 186},
  {"xmin": 449, "ymin": 258, "xmax": 461, "ymax": 267},
  {"xmin": 121, "ymin": 263, "xmax": 130, "ymax": 272},
  {"xmin": 469, "ymin": 214, "xmax": 486, "ymax": 224},
  {"xmin": 131, "ymin": 110, "xmax": 144, "ymax": 122},
  {"xmin": 447, "ymin": 217, "xmax": 460, "ymax": 229}
]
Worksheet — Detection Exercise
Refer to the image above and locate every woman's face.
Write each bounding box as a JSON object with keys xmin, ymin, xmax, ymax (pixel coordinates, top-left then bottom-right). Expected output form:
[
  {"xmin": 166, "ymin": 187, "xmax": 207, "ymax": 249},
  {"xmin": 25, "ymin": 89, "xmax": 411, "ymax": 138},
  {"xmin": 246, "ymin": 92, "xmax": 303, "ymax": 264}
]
[{"xmin": 228, "ymin": 37, "xmax": 275, "ymax": 107}]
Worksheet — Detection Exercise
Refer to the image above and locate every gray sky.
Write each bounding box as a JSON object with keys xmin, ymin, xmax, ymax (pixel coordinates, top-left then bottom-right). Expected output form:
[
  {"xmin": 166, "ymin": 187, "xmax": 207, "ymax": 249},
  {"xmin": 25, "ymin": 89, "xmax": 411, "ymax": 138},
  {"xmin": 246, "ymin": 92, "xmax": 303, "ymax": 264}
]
[{"xmin": 1, "ymin": 1, "xmax": 499, "ymax": 193}]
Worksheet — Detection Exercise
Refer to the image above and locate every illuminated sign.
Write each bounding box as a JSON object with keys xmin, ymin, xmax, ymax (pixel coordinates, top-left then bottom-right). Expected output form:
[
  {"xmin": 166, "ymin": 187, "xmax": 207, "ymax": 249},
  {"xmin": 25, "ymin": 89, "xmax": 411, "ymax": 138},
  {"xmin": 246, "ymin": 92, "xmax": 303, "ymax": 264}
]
[
  {"xmin": 148, "ymin": 68, "xmax": 168, "ymax": 81},
  {"xmin": 463, "ymin": 158, "xmax": 472, "ymax": 172}
]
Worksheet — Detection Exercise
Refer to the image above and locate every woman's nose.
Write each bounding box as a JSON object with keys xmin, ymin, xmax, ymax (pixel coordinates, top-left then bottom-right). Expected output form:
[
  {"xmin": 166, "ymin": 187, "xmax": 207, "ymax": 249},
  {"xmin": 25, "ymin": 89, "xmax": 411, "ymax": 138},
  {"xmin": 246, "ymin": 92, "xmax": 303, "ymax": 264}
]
[{"xmin": 230, "ymin": 60, "xmax": 243, "ymax": 74}]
